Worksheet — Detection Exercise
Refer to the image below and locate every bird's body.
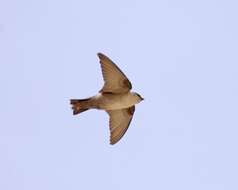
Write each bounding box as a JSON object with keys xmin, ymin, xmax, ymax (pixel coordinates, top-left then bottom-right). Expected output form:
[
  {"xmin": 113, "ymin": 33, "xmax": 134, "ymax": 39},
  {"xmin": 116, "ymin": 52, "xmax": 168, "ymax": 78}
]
[
  {"xmin": 70, "ymin": 53, "xmax": 143, "ymax": 145},
  {"xmin": 86, "ymin": 92, "xmax": 141, "ymax": 110}
]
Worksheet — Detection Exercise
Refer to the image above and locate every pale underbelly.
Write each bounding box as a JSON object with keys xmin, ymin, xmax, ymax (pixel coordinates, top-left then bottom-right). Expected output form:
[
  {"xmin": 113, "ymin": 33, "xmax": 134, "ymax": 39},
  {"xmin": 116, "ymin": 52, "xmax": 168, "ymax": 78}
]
[
  {"xmin": 100, "ymin": 101, "xmax": 132, "ymax": 110},
  {"xmin": 92, "ymin": 94, "xmax": 135, "ymax": 110}
]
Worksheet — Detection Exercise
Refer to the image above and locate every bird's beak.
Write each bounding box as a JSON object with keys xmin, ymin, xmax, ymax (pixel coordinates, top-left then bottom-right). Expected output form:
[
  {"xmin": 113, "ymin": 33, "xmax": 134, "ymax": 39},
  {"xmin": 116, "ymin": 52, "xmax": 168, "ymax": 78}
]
[{"xmin": 141, "ymin": 97, "xmax": 144, "ymax": 101}]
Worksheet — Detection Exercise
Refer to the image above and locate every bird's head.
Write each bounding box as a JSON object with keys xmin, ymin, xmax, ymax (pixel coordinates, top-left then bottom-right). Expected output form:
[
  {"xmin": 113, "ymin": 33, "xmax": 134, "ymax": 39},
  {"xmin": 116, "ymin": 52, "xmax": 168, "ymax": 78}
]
[{"xmin": 132, "ymin": 92, "xmax": 144, "ymax": 102}]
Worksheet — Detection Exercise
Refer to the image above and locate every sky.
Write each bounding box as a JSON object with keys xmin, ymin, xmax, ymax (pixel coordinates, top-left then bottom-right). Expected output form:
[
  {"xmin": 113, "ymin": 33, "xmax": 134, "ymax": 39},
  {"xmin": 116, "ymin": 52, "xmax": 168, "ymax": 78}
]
[{"xmin": 1, "ymin": 0, "xmax": 238, "ymax": 189}]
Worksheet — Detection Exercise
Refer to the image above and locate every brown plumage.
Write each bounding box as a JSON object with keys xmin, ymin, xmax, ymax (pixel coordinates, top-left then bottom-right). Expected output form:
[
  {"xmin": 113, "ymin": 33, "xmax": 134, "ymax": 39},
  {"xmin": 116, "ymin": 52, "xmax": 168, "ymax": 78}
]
[{"xmin": 70, "ymin": 53, "xmax": 143, "ymax": 145}]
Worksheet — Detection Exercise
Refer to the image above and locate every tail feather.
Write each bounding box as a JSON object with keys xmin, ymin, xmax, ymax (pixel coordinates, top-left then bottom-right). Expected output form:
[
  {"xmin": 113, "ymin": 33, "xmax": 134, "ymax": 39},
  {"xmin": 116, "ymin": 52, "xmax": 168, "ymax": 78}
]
[{"xmin": 70, "ymin": 98, "xmax": 91, "ymax": 115}]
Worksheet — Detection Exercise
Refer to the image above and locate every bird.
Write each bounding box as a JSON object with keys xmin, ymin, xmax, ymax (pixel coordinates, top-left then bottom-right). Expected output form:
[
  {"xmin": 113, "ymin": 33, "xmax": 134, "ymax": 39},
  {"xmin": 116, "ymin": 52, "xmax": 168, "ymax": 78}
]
[{"xmin": 70, "ymin": 53, "xmax": 144, "ymax": 145}]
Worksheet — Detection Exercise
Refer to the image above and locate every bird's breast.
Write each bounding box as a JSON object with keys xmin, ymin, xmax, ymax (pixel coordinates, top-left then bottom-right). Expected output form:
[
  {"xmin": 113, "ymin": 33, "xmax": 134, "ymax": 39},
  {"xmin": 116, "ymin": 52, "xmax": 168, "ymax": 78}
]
[{"xmin": 93, "ymin": 93, "xmax": 135, "ymax": 110}]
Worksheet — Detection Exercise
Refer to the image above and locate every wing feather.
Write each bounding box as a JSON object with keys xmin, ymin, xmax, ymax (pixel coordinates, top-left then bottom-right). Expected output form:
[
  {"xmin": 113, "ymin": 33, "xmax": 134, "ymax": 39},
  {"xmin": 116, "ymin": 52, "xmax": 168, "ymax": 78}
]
[
  {"xmin": 98, "ymin": 53, "xmax": 132, "ymax": 93},
  {"xmin": 106, "ymin": 106, "xmax": 135, "ymax": 145}
]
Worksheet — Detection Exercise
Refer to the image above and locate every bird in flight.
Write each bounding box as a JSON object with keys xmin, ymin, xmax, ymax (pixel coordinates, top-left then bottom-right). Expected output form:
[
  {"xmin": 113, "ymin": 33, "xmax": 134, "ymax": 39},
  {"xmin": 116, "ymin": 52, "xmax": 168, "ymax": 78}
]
[{"xmin": 70, "ymin": 53, "xmax": 144, "ymax": 145}]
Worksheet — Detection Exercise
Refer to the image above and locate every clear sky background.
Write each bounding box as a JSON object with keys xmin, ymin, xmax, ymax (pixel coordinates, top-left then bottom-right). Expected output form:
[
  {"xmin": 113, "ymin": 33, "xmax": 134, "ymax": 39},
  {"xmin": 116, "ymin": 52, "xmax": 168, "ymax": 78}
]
[{"xmin": 1, "ymin": 0, "xmax": 238, "ymax": 189}]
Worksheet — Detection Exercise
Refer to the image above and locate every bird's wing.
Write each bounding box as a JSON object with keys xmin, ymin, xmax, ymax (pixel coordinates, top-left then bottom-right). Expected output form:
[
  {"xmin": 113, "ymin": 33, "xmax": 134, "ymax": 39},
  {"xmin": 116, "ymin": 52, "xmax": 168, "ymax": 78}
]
[
  {"xmin": 106, "ymin": 106, "xmax": 135, "ymax": 145},
  {"xmin": 98, "ymin": 53, "xmax": 132, "ymax": 94}
]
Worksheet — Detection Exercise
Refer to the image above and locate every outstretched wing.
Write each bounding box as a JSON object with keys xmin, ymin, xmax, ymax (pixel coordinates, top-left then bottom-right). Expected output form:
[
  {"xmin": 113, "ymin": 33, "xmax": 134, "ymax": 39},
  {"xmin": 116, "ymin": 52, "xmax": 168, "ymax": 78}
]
[
  {"xmin": 106, "ymin": 106, "xmax": 135, "ymax": 145},
  {"xmin": 98, "ymin": 53, "xmax": 132, "ymax": 94}
]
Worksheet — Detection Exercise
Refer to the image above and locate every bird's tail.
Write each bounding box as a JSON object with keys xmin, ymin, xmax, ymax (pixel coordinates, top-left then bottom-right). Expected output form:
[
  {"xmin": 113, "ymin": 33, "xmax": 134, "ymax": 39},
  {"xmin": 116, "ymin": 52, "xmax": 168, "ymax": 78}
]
[{"xmin": 70, "ymin": 98, "xmax": 91, "ymax": 115}]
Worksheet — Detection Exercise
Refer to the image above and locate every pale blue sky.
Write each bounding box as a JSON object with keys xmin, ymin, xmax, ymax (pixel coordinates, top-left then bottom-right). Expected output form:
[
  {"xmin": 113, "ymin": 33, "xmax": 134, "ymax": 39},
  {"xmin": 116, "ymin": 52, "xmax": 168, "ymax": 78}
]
[{"xmin": 1, "ymin": 0, "xmax": 238, "ymax": 189}]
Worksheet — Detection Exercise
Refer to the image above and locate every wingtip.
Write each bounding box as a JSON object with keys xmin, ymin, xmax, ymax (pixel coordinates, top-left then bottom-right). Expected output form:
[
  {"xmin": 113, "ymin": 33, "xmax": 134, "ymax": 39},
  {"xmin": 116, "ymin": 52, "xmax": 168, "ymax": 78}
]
[
  {"xmin": 97, "ymin": 52, "xmax": 108, "ymax": 60},
  {"xmin": 97, "ymin": 52, "xmax": 104, "ymax": 58},
  {"xmin": 109, "ymin": 137, "xmax": 116, "ymax": 145}
]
